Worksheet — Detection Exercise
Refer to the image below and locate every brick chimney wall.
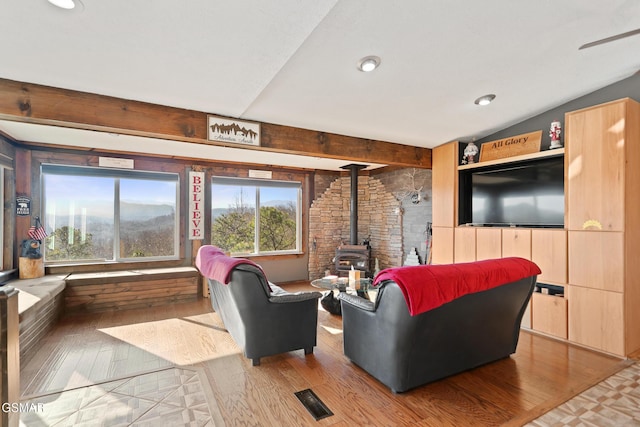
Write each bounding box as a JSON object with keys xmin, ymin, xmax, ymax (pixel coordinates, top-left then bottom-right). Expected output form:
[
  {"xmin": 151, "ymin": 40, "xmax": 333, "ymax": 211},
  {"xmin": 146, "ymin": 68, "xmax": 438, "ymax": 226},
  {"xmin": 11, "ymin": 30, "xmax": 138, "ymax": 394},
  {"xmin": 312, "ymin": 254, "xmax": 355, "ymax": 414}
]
[{"xmin": 309, "ymin": 175, "xmax": 402, "ymax": 280}]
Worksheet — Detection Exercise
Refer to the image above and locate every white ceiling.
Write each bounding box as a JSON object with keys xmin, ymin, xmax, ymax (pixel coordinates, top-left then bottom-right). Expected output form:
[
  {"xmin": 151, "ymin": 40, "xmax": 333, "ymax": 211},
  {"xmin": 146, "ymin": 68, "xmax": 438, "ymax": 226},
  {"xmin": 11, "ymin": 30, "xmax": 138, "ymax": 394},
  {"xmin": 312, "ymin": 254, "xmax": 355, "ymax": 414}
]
[{"xmin": 1, "ymin": 0, "xmax": 640, "ymax": 170}]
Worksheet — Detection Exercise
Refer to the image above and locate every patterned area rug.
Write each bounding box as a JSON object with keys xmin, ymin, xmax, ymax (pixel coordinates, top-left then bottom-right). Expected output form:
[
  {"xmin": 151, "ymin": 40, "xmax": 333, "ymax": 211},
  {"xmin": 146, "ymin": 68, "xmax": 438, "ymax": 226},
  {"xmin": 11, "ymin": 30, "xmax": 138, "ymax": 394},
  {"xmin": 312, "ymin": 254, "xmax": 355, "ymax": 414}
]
[
  {"xmin": 526, "ymin": 361, "xmax": 640, "ymax": 426},
  {"xmin": 19, "ymin": 367, "xmax": 224, "ymax": 426}
]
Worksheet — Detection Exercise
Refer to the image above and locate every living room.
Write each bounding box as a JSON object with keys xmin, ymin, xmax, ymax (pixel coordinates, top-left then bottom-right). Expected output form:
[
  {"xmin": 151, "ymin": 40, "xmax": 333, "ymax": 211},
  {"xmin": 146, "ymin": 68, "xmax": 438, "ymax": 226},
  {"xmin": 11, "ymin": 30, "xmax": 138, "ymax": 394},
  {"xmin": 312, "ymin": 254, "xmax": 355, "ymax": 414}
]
[{"xmin": 2, "ymin": 2, "xmax": 640, "ymax": 426}]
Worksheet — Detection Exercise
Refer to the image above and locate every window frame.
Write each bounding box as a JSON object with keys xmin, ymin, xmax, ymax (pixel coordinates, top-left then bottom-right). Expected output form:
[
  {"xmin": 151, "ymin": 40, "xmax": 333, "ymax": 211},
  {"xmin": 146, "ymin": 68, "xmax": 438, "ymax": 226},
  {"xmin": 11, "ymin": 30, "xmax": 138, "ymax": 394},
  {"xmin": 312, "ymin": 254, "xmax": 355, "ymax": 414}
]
[
  {"xmin": 211, "ymin": 176, "xmax": 302, "ymax": 256},
  {"xmin": 41, "ymin": 164, "xmax": 181, "ymax": 265}
]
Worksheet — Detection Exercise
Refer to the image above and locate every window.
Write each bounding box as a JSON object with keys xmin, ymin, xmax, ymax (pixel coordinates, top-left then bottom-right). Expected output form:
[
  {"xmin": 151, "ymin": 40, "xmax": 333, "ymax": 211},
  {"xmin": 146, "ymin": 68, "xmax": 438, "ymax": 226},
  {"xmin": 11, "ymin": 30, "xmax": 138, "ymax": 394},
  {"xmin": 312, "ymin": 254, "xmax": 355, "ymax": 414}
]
[
  {"xmin": 211, "ymin": 177, "xmax": 301, "ymax": 255},
  {"xmin": 42, "ymin": 165, "xmax": 179, "ymax": 263}
]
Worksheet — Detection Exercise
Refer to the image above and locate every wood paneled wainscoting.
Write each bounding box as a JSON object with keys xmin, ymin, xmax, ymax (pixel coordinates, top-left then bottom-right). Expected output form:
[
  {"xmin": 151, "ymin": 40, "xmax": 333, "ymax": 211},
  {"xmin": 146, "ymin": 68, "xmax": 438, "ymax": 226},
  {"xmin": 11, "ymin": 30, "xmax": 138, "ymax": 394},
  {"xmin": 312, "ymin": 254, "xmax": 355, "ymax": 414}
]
[
  {"xmin": 64, "ymin": 267, "xmax": 200, "ymax": 313},
  {"xmin": 20, "ymin": 281, "xmax": 630, "ymax": 426}
]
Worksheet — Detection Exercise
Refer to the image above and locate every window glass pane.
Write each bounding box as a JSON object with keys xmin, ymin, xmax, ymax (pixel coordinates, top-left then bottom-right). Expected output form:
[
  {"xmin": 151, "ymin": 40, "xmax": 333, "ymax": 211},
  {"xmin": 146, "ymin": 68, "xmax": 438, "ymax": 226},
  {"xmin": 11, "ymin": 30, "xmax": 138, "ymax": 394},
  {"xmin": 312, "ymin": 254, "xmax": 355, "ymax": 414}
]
[
  {"xmin": 211, "ymin": 184, "xmax": 256, "ymax": 254},
  {"xmin": 120, "ymin": 178, "xmax": 177, "ymax": 258},
  {"xmin": 211, "ymin": 177, "xmax": 301, "ymax": 255},
  {"xmin": 44, "ymin": 174, "xmax": 115, "ymax": 261},
  {"xmin": 259, "ymin": 186, "xmax": 298, "ymax": 252},
  {"xmin": 43, "ymin": 166, "xmax": 179, "ymax": 263}
]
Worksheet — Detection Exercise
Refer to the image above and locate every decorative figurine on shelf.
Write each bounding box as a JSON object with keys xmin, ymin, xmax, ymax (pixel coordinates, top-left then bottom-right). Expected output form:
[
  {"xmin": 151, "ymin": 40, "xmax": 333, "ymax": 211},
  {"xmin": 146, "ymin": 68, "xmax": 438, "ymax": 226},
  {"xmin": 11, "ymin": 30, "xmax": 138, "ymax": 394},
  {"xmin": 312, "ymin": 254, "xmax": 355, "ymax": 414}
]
[
  {"xmin": 549, "ymin": 119, "xmax": 563, "ymax": 149},
  {"xmin": 461, "ymin": 141, "xmax": 479, "ymax": 164}
]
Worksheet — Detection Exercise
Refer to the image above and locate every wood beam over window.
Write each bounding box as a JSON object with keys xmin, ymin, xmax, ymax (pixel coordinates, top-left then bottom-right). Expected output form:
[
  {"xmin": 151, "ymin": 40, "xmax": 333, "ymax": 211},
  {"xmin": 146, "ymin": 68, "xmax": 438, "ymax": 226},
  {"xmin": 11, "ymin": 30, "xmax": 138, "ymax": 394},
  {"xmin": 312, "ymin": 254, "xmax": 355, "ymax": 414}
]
[{"xmin": 0, "ymin": 78, "xmax": 431, "ymax": 169}]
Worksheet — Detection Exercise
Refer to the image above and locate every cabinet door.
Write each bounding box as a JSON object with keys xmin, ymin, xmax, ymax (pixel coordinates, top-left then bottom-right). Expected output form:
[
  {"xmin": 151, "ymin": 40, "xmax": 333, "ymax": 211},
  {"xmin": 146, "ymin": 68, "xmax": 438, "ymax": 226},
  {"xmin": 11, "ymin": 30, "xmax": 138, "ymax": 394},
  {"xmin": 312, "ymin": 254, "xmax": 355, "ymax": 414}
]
[
  {"xmin": 432, "ymin": 142, "xmax": 458, "ymax": 227},
  {"xmin": 566, "ymin": 101, "xmax": 626, "ymax": 231},
  {"xmin": 501, "ymin": 229, "xmax": 531, "ymax": 259},
  {"xmin": 454, "ymin": 227, "xmax": 476, "ymax": 263},
  {"xmin": 531, "ymin": 229, "xmax": 567, "ymax": 284},
  {"xmin": 568, "ymin": 231, "xmax": 623, "ymax": 292},
  {"xmin": 431, "ymin": 227, "xmax": 454, "ymax": 265},
  {"xmin": 476, "ymin": 228, "xmax": 502, "ymax": 260},
  {"xmin": 568, "ymin": 286, "xmax": 624, "ymax": 356},
  {"xmin": 532, "ymin": 293, "xmax": 567, "ymax": 339}
]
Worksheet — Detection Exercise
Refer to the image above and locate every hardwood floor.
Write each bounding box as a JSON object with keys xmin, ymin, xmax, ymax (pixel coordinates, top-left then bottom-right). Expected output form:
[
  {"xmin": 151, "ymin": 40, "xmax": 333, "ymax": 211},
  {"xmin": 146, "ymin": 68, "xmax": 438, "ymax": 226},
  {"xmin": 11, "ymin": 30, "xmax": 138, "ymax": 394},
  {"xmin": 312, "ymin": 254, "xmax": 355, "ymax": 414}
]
[{"xmin": 21, "ymin": 282, "xmax": 630, "ymax": 426}]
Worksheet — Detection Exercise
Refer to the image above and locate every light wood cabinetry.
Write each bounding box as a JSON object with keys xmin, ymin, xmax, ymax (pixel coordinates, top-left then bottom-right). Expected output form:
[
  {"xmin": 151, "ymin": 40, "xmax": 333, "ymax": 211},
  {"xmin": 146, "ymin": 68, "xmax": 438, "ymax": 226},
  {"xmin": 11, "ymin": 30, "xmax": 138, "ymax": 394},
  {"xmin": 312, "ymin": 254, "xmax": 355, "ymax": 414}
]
[
  {"xmin": 531, "ymin": 229, "xmax": 567, "ymax": 284},
  {"xmin": 432, "ymin": 142, "xmax": 458, "ymax": 228},
  {"xmin": 475, "ymin": 228, "xmax": 502, "ymax": 260},
  {"xmin": 431, "ymin": 98, "xmax": 640, "ymax": 356},
  {"xmin": 568, "ymin": 286, "xmax": 624, "ymax": 355},
  {"xmin": 431, "ymin": 227, "xmax": 454, "ymax": 264},
  {"xmin": 532, "ymin": 293, "xmax": 567, "ymax": 339},
  {"xmin": 454, "ymin": 227, "xmax": 476, "ymax": 263},
  {"xmin": 568, "ymin": 231, "xmax": 623, "ymax": 292},
  {"xmin": 501, "ymin": 229, "xmax": 531, "ymax": 259},
  {"xmin": 565, "ymin": 101, "xmax": 626, "ymax": 232},
  {"xmin": 432, "ymin": 142, "xmax": 458, "ymax": 265},
  {"xmin": 565, "ymin": 98, "xmax": 640, "ymax": 356}
]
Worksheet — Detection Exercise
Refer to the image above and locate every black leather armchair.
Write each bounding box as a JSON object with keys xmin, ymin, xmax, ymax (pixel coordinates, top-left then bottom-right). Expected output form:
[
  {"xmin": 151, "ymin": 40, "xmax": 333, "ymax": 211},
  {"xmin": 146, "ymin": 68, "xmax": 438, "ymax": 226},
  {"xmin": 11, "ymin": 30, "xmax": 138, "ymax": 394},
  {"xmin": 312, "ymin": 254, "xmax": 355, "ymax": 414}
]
[
  {"xmin": 339, "ymin": 274, "xmax": 536, "ymax": 392},
  {"xmin": 206, "ymin": 264, "xmax": 322, "ymax": 366}
]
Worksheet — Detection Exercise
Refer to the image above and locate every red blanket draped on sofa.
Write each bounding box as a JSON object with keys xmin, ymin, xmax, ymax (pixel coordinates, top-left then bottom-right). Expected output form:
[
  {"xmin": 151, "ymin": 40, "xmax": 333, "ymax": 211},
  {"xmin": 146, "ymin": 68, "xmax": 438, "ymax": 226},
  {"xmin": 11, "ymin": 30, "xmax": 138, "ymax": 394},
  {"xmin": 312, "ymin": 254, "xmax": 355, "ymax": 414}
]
[
  {"xmin": 195, "ymin": 245, "xmax": 266, "ymax": 285},
  {"xmin": 373, "ymin": 257, "xmax": 541, "ymax": 316}
]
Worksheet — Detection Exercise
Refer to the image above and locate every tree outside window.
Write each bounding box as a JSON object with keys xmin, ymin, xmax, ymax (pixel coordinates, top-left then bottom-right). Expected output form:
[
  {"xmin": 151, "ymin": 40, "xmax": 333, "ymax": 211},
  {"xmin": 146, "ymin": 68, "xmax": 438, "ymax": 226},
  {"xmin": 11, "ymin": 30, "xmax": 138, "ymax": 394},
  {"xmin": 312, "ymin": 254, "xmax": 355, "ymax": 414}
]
[{"xmin": 211, "ymin": 178, "xmax": 300, "ymax": 255}]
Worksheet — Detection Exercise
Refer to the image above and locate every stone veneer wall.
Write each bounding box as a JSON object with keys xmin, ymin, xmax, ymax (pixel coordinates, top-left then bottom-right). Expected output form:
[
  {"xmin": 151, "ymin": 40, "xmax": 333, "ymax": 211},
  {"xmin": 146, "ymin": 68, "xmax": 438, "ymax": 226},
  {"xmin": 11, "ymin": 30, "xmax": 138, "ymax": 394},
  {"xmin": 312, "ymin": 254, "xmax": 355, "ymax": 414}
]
[
  {"xmin": 308, "ymin": 175, "xmax": 402, "ymax": 280},
  {"xmin": 374, "ymin": 168, "xmax": 433, "ymax": 264}
]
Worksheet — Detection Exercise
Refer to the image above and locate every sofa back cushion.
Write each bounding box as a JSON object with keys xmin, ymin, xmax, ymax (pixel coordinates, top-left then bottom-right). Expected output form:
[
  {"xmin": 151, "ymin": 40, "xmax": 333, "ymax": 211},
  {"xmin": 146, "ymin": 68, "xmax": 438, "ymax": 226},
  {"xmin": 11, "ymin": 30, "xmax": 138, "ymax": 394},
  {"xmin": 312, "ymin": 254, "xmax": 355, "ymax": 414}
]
[{"xmin": 373, "ymin": 257, "xmax": 541, "ymax": 315}]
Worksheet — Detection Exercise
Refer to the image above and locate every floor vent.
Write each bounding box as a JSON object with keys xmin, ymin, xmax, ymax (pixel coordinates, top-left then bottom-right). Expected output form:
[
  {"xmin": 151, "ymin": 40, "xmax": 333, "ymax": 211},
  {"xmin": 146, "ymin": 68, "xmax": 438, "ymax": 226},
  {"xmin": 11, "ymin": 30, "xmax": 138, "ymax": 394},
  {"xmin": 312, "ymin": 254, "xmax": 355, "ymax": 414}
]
[{"xmin": 294, "ymin": 388, "xmax": 333, "ymax": 421}]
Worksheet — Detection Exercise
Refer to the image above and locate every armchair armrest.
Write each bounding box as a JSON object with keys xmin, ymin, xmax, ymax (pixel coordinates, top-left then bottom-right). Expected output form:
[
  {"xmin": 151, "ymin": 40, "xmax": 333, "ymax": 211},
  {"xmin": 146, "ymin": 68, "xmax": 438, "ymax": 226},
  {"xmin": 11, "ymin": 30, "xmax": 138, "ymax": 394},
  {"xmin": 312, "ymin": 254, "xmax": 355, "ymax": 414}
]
[
  {"xmin": 269, "ymin": 283, "xmax": 321, "ymax": 303},
  {"xmin": 338, "ymin": 292, "xmax": 375, "ymax": 312}
]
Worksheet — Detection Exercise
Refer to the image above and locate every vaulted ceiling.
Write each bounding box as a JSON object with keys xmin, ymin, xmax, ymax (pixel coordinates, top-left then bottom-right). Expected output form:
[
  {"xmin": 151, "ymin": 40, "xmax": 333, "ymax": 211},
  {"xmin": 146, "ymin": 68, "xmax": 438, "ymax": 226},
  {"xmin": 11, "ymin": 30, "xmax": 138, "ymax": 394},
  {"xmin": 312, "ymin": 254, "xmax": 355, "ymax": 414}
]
[{"xmin": 1, "ymin": 1, "xmax": 639, "ymax": 170}]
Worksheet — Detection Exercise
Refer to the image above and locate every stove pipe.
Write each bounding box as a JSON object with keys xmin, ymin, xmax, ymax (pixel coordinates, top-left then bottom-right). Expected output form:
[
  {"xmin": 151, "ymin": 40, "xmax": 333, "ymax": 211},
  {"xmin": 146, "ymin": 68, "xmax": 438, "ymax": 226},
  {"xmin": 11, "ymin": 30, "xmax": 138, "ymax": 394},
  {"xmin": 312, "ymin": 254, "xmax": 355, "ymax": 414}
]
[{"xmin": 340, "ymin": 164, "xmax": 367, "ymax": 245}]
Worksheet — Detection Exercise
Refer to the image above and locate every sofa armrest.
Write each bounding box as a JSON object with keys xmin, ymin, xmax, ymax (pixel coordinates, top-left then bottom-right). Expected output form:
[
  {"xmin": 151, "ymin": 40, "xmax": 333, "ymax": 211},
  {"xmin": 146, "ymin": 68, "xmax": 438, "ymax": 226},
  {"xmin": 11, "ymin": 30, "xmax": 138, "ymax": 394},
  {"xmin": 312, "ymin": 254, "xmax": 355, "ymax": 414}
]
[
  {"xmin": 268, "ymin": 283, "xmax": 322, "ymax": 303},
  {"xmin": 338, "ymin": 292, "xmax": 375, "ymax": 312}
]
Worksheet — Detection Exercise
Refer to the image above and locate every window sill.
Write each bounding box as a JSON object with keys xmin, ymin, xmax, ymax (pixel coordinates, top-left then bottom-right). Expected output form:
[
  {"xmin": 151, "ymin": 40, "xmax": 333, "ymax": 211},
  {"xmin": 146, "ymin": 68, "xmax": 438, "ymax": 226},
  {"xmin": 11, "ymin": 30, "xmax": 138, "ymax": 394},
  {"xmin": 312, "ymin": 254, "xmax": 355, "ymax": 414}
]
[
  {"xmin": 45, "ymin": 259, "xmax": 188, "ymax": 275},
  {"xmin": 239, "ymin": 252, "xmax": 305, "ymax": 262}
]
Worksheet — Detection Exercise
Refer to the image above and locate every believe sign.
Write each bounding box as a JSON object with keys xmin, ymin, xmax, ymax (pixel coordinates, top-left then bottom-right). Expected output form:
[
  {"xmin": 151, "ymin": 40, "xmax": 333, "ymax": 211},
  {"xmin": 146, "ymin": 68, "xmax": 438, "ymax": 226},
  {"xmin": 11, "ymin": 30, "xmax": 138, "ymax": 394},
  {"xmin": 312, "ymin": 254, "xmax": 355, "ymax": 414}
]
[{"xmin": 189, "ymin": 171, "xmax": 205, "ymax": 240}]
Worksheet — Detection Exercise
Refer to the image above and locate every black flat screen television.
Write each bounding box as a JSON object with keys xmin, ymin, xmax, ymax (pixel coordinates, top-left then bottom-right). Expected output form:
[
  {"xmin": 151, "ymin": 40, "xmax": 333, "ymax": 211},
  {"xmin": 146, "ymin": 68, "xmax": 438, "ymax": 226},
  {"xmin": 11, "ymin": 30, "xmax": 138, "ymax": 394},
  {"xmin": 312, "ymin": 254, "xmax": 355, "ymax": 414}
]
[{"xmin": 460, "ymin": 156, "xmax": 564, "ymax": 228}]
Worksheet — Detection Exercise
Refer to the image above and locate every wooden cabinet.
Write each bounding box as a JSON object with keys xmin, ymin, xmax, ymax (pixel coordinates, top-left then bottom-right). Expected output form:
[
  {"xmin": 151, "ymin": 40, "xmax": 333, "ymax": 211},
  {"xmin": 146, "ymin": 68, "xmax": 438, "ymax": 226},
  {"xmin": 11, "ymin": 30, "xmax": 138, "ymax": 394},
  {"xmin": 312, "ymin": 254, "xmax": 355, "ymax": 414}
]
[
  {"xmin": 531, "ymin": 229, "xmax": 567, "ymax": 284},
  {"xmin": 432, "ymin": 142, "xmax": 458, "ymax": 228},
  {"xmin": 565, "ymin": 98, "xmax": 640, "ymax": 356},
  {"xmin": 476, "ymin": 228, "xmax": 502, "ymax": 260},
  {"xmin": 568, "ymin": 286, "xmax": 624, "ymax": 355},
  {"xmin": 454, "ymin": 227, "xmax": 476, "ymax": 263},
  {"xmin": 501, "ymin": 229, "xmax": 531, "ymax": 259},
  {"xmin": 532, "ymin": 293, "xmax": 567, "ymax": 339},
  {"xmin": 431, "ymin": 227, "xmax": 454, "ymax": 264},
  {"xmin": 568, "ymin": 231, "xmax": 623, "ymax": 292},
  {"xmin": 566, "ymin": 100, "xmax": 627, "ymax": 232},
  {"xmin": 430, "ymin": 98, "xmax": 640, "ymax": 356}
]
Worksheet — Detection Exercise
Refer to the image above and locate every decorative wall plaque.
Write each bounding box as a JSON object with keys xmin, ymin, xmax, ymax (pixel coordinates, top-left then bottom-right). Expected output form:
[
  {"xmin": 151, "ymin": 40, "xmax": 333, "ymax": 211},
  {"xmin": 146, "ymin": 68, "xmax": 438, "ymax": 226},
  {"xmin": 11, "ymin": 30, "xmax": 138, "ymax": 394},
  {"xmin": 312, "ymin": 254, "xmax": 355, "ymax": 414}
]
[
  {"xmin": 16, "ymin": 196, "xmax": 31, "ymax": 216},
  {"xmin": 479, "ymin": 130, "xmax": 543, "ymax": 162},
  {"xmin": 207, "ymin": 115, "xmax": 261, "ymax": 147}
]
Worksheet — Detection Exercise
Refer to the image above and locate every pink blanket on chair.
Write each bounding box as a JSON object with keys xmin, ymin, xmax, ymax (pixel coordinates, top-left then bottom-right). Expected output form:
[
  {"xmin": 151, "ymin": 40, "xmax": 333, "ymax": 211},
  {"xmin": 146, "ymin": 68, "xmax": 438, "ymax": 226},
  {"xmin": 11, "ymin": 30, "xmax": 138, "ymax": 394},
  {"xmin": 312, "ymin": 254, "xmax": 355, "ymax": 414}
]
[
  {"xmin": 373, "ymin": 257, "xmax": 541, "ymax": 316},
  {"xmin": 195, "ymin": 245, "xmax": 265, "ymax": 285}
]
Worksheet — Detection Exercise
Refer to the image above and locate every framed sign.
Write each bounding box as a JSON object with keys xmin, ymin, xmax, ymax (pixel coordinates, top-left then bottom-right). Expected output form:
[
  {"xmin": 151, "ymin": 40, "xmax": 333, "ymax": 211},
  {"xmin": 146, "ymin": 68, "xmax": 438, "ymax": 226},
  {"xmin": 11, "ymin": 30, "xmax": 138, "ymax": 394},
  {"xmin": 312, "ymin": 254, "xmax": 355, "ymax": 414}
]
[
  {"xmin": 208, "ymin": 115, "xmax": 261, "ymax": 147},
  {"xmin": 16, "ymin": 196, "xmax": 31, "ymax": 216}
]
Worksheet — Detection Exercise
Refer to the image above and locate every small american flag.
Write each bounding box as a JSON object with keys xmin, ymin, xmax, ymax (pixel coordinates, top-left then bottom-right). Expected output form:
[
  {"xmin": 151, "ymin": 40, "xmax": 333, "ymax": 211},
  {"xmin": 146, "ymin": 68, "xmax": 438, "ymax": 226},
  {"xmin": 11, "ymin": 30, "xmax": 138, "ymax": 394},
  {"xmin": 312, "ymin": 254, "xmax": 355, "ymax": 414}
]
[{"xmin": 28, "ymin": 217, "xmax": 48, "ymax": 241}]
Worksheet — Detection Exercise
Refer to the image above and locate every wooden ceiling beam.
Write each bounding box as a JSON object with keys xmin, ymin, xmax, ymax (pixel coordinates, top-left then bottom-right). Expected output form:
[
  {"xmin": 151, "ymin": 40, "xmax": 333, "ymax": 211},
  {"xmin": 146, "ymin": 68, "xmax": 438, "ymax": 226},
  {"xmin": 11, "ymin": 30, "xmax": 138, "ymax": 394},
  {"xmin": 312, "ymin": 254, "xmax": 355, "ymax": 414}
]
[{"xmin": 0, "ymin": 78, "xmax": 431, "ymax": 168}]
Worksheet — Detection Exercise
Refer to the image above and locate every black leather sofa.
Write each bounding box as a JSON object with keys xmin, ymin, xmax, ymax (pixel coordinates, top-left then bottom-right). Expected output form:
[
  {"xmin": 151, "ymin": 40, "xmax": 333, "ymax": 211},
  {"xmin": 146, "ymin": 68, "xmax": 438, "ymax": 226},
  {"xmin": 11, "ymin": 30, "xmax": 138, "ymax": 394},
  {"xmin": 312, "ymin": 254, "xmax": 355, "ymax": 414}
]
[
  {"xmin": 196, "ymin": 246, "xmax": 322, "ymax": 366},
  {"xmin": 339, "ymin": 258, "xmax": 539, "ymax": 393}
]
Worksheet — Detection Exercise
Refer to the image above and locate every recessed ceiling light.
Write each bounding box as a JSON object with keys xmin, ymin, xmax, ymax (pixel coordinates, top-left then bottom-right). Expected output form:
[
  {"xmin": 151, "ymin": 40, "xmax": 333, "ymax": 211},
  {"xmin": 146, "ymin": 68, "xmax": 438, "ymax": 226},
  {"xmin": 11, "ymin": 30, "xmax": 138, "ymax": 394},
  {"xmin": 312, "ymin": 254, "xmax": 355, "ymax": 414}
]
[
  {"xmin": 474, "ymin": 94, "xmax": 496, "ymax": 106},
  {"xmin": 47, "ymin": 0, "xmax": 77, "ymax": 10},
  {"xmin": 357, "ymin": 56, "xmax": 381, "ymax": 72}
]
